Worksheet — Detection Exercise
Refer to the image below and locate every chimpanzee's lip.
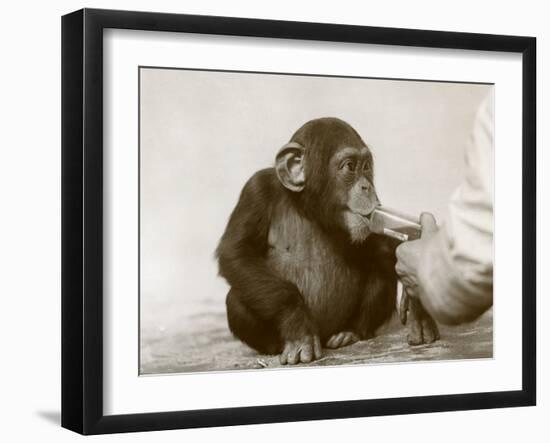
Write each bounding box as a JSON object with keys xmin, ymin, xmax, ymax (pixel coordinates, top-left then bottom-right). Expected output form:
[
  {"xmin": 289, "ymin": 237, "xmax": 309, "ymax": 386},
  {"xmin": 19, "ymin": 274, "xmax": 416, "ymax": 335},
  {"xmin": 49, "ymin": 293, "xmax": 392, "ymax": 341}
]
[
  {"xmin": 346, "ymin": 210, "xmax": 372, "ymax": 225},
  {"xmin": 347, "ymin": 208, "xmax": 375, "ymax": 219},
  {"xmin": 355, "ymin": 211, "xmax": 372, "ymax": 218}
]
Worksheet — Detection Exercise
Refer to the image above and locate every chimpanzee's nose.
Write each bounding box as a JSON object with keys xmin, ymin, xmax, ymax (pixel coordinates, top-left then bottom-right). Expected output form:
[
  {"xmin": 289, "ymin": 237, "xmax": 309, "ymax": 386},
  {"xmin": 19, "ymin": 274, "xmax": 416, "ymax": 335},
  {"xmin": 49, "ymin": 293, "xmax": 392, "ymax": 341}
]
[
  {"xmin": 357, "ymin": 177, "xmax": 371, "ymax": 192},
  {"xmin": 360, "ymin": 182, "xmax": 371, "ymax": 192}
]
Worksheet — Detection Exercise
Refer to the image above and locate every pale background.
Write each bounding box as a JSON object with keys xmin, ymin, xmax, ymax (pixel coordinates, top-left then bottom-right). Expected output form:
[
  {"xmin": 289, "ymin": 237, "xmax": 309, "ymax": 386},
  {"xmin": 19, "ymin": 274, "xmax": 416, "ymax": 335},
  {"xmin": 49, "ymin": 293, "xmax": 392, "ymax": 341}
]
[
  {"xmin": 140, "ymin": 68, "xmax": 490, "ymax": 350},
  {"xmin": 0, "ymin": 0, "xmax": 547, "ymax": 442}
]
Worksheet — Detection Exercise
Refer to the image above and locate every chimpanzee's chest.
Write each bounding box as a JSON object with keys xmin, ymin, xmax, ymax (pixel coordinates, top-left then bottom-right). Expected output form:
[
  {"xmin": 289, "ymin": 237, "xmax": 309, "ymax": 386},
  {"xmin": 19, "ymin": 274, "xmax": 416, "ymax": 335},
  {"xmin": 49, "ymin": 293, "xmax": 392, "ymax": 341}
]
[{"xmin": 266, "ymin": 206, "xmax": 363, "ymax": 336}]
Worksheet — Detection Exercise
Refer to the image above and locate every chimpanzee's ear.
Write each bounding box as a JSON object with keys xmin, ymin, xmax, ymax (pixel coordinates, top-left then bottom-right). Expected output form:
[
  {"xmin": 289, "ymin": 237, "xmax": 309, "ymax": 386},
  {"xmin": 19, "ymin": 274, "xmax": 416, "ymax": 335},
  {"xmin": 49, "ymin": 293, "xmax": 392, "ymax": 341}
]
[{"xmin": 275, "ymin": 142, "xmax": 305, "ymax": 192}]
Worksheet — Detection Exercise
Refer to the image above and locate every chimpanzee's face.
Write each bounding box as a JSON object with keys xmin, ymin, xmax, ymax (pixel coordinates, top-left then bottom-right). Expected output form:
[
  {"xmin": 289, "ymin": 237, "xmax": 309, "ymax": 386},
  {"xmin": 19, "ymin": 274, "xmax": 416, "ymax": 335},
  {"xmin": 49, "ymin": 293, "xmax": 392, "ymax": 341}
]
[
  {"xmin": 328, "ymin": 145, "xmax": 379, "ymax": 243},
  {"xmin": 275, "ymin": 117, "xmax": 379, "ymax": 244}
]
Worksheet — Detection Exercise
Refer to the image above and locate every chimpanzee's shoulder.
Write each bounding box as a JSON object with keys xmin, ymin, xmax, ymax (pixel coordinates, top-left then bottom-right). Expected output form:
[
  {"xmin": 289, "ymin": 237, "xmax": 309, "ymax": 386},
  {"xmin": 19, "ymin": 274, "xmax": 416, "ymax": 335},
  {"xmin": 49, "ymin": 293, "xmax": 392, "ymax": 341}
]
[
  {"xmin": 242, "ymin": 168, "xmax": 284, "ymax": 200},
  {"xmin": 365, "ymin": 233, "xmax": 399, "ymax": 256}
]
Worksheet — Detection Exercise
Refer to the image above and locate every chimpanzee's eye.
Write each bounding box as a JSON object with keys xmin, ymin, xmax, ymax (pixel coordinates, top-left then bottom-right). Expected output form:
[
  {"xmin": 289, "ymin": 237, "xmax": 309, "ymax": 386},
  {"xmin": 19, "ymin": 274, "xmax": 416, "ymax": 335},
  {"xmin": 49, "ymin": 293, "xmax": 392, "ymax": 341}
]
[{"xmin": 341, "ymin": 160, "xmax": 355, "ymax": 172}]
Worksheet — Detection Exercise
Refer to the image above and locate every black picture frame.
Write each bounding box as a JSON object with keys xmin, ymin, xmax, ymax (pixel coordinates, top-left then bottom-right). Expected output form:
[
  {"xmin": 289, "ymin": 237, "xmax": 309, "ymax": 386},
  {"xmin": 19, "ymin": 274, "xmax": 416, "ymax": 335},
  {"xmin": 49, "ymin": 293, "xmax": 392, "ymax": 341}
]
[{"xmin": 61, "ymin": 8, "xmax": 536, "ymax": 435}]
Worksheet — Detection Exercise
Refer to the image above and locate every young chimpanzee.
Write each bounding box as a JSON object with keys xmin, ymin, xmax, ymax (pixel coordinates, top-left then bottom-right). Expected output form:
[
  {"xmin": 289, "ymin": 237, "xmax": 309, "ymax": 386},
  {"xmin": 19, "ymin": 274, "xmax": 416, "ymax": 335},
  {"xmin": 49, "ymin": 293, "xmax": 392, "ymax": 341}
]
[{"xmin": 217, "ymin": 117, "xmax": 439, "ymax": 365}]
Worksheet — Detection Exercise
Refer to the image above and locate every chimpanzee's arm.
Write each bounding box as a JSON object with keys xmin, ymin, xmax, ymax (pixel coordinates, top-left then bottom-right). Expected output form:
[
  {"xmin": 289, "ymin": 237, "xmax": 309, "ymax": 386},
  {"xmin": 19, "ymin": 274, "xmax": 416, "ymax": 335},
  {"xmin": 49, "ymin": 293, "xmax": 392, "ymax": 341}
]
[
  {"xmin": 349, "ymin": 235, "xmax": 399, "ymax": 339},
  {"xmin": 355, "ymin": 235, "xmax": 440, "ymax": 345},
  {"xmin": 216, "ymin": 169, "xmax": 317, "ymax": 341}
]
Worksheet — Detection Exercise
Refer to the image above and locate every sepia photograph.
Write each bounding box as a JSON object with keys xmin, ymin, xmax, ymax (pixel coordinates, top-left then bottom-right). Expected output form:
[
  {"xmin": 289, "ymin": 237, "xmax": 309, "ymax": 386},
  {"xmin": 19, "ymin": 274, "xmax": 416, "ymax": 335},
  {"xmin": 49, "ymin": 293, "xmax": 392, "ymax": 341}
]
[{"xmin": 138, "ymin": 67, "xmax": 494, "ymax": 375}]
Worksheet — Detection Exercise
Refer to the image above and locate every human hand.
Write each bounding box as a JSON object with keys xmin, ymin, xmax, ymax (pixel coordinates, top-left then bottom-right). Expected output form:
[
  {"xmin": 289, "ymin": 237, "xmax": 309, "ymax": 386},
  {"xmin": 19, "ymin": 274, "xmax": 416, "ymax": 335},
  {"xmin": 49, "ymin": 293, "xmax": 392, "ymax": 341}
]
[{"xmin": 395, "ymin": 212, "xmax": 438, "ymax": 298}]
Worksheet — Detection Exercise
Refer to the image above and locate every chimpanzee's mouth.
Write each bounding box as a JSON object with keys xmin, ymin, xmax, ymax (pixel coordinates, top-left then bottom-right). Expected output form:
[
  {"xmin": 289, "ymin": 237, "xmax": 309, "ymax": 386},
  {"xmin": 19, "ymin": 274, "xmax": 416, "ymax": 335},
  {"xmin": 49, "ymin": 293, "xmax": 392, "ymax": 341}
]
[
  {"xmin": 355, "ymin": 211, "xmax": 372, "ymax": 218},
  {"xmin": 343, "ymin": 210, "xmax": 374, "ymax": 243},
  {"xmin": 347, "ymin": 201, "xmax": 378, "ymax": 218},
  {"xmin": 348, "ymin": 207, "xmax": 376, "ymax": 220}
]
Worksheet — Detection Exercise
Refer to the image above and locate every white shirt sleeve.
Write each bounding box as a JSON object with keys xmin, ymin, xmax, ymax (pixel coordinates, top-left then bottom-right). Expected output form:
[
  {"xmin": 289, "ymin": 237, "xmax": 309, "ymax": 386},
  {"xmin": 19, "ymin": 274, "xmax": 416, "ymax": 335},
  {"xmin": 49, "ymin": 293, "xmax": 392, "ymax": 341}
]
[{"xmin": 417, "ymin": 92, "xmax": 494, "ymax": 324}]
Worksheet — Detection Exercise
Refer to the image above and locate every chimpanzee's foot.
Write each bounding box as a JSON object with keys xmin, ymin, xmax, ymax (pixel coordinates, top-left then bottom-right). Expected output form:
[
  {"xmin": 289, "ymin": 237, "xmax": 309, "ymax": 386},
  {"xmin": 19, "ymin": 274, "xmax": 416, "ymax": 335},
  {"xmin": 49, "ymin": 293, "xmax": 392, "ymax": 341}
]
[
  {"xmin": 325, "ymin": 331, "xmax": 359, "ymax": 349},
  {"xmin": 279, "ymin": 335, "xmax": 322, "ymax": 365},
  {"xmin": 405, "ymin": 296, "xmax": 440, "ymax": 345}
]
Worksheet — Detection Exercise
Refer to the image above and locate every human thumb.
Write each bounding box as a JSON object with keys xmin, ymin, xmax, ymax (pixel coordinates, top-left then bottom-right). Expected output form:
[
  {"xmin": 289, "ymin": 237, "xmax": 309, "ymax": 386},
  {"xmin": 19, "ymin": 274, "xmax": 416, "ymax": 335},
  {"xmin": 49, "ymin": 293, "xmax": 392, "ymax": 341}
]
[{"xmin": 420, "ymin": 212, "xmax": 438, "ymax": 237}]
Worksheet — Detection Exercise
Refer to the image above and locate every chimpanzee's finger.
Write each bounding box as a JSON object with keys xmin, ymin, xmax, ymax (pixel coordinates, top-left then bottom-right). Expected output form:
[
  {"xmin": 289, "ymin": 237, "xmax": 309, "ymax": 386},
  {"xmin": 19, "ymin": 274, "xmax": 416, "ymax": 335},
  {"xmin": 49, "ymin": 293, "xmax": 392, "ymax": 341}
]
[
  {"xmin": 286, "ymin": 345, "xmax": 299, "ymax": 365},
  {"xmin": 407, "ymin": 297, "xmax": 424, "ymax": 345},
  {"xmin": 407, "ymin": 321, "xmax": 423, "ymax": 346},
  {"xmin": 299, "ymin": 336, "xmax": 313, "ymax": 363},
  {"xmin": 300, "ymin": 345, "xmax": 313, "ymax": 363},
  {"xmin": 400, "ymin": 290, "xmax": 410, "ymax": 325},
  {"xmin": 332, "ymin": 332, "xmax": 345, "ymax": 348},
  {"xmin": 279, "ymin": 348, "xmax": 288, "ymax": 365},
  {"xmin": 313, "ymin": 336, "xmax": 322, "ymax": 360},
  {"xmin": 421, "ymin": 315, "xmax": 440, "ymax": 343},
  {"xmin": 341, "ymin": 332, "xmax": 359, "ymax": 346}
]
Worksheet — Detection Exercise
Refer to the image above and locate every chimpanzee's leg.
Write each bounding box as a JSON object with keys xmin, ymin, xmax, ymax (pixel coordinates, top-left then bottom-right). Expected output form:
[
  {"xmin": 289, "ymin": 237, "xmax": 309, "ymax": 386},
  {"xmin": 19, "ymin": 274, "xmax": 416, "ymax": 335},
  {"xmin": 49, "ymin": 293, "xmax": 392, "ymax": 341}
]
[
  {"xmin": 351, "ymin": 276, "xmax": 397, "ymax": 340},
  {"xmin": 226, "ymin": 288, "xmax": 283, "ymax": 355}
]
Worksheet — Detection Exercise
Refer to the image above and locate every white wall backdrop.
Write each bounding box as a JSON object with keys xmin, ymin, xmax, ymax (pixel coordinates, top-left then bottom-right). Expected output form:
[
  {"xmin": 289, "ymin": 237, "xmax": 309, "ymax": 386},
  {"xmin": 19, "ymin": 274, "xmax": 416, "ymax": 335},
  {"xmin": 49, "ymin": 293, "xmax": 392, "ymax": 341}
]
[{"xmin": 0, "ymin": 1, "xmax": 546, "ymax": 442}]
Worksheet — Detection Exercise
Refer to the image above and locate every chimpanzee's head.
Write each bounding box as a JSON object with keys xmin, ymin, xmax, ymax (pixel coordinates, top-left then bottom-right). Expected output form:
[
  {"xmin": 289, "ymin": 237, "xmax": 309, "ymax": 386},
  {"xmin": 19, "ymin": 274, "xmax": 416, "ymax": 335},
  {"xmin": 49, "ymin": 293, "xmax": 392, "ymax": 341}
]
[{"xmin": 275, "ymin": 117, "xmax": 379, "ymax": 243}]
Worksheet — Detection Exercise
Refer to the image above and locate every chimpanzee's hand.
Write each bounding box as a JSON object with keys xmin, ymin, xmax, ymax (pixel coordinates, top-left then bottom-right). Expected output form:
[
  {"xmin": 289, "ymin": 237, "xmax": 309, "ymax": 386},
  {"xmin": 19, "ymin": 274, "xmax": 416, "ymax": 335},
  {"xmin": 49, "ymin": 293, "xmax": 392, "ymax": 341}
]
[
  {"xmin": 400, "ymin": 291, "xmax": 440, "ymax": 345},
  {"xmin": 279, "ymin": 335, "xmax": 322, "ymax": 365}
]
